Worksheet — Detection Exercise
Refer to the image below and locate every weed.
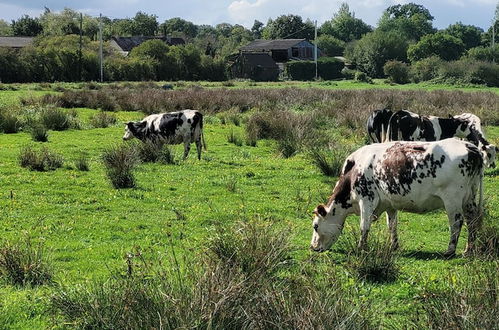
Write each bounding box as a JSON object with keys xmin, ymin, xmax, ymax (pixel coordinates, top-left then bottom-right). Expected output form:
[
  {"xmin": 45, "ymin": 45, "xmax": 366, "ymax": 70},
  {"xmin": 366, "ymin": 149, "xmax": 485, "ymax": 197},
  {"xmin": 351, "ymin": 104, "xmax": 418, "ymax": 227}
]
[
  {"xmin": 102, "ymin": 143, "xmax": 140, "ymax": 189},
  {"xmin": 222, "ymin": 175, "xmax": 237, "ymax": 193},
  {"xmin": 0, "ymin": 237, "xmax": 53, "ymax": 286},
  {"xmin": 19, "ymin": 145, "xmax": 64, "ymax": 171}
]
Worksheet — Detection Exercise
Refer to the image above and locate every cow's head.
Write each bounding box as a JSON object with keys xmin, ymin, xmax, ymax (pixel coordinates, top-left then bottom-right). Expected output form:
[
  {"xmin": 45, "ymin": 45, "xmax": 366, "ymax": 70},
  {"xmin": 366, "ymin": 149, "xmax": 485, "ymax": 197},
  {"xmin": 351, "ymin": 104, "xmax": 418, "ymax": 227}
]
[{"xmin": 123, "ymin": 122, "xmax": 136, "ymax": 140}]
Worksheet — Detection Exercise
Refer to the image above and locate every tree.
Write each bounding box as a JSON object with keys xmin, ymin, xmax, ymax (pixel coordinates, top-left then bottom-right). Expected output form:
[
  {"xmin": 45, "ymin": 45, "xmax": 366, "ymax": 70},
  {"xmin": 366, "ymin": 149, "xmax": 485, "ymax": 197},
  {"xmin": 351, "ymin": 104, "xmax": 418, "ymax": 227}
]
[
  {"xmin": 130, "ymin": 39, "xmax": 173, "ymax": 80},
  {"xmin": 132, "ymin": 12, "xmax": 158, "ymax": 36},
  {"xmin": 345, "ymin": 30, "xmax": 408, "ymax": 77},
  {"xmin": 316, "ymin": 35, "xmax": 345, "ymax": 56},
  {"xmin": 262, "ymin": 15, "xmax": 314, "ymax": 40},
  {"xmin": 0, "ymin": 20, "xmax": 12, "ymax": 36},
  {"xmin": 251, "ymin": 20, "xmax": 264, "ymax": 38},
  {"xmin": 407, "ymin": 32, "xmax": 465, "ymax": 62},
  {"xmin": 160, "ymin": 17, "xmax": 197, "ymax": 38},
  {"xmin": 444, "ymin": 22, "xmax": 483, "ymax": 50},
  {"xmin": 378, "ymin": 2, "xmax": 435, "ymax": 41},
  {"xmin": 320, "ymin": 3, "xmax": 372, "ymax": 42},
  {"xmin": 11, "ymin": 15, "xmax": 43, "ymax": 36}
]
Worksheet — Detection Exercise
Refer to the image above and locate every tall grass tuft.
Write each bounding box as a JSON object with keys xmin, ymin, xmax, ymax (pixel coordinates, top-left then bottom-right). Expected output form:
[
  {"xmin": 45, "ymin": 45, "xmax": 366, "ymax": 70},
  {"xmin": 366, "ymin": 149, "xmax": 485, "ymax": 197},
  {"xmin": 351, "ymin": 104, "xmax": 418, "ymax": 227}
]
[
  {"xmin": 135, "ymin": 141, "xmax": 177, "ymax": 164},
  {"xmin": 309, "ymin": 145, "xmax": 353, "ymax": 177},
  {"xmin": 341, "ymin": 227, "xmax": 399, "ymax": 283},
  {"xmin": 30, "ymin": 123, "xmax": 49, "ymax": 142},
  {"xmin": 40, "ymin": 107, "xmax": 73, "ymax": 131},
  {"xmin": 226, "ymin": 129, "xmax": 243, "ymax": 146},
  {"xmin": 1, "ymin": 112, "xmax": 21, "ymax": 133},
  {"xmin": 74, "ymin": 153, "xmax": 90, "ymax": 171},
  {"xmin": 89, "ymin": 111, "xmax": 117, "ymax": 128},
  {"xmin": 472, "ymin": 211, "xmax": 499, "ymax": 259},
  {"xmin": 0, "ymin": 237, "xmax": 53, "ymax": 286},
  {"xmin": 19, "ymin": 145, "xmax": 64, "ymax": 171},
  {"xmin": 102, "ymin": 143, "xmax": 140, "ymax": 188},
  {"xmin": 410, "ymin": 261, "xmax": 498, "ymax": 329}
]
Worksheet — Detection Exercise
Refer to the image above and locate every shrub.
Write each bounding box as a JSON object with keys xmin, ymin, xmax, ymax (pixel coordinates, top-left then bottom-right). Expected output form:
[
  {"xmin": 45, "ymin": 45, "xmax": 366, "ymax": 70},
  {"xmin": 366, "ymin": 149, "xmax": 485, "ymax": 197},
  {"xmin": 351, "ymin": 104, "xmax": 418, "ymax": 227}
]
[
  {"xmin": 30, "ymin": 123, "xmax": 49, "ymax": 142},
  {"xmin": 1, "ymin": 112, "xmax": 21, "ymax": 133},
  {"xmin": 285, "ymin": 61, "xmax": 316, "ymax": 81},
  {"xmin": 0, "ymin": 237, "xmax": 53, "ymax": 286},
  {"xmin": 383, "ymin": 60, "xmax": 409, "ymax": 84},
  {"xmin": 89, "ymin": 111, "xmax": 117, "ymax": 128},
  {"xmin": 19, "ymin": 145, "xmax": 64, "ymax": 171},
  {"xmin": 317, "ymin": 57, "xmax": 345, "ymax": 80},
  {"xmin": 102, "ymin": 143, "xmax": 140, "ymax": 188},
  {"xmin": 136, "ymin": 141, "xmax": 177, "ymax": 165},
  {"xmin": 409, "ymin": 56, "xmax": 443, "ymax": 82},
  {"xmin": 40, "ymin": 107, "xmax": 72, "ymax": 131},
  {"xmin": 411, "ymin": 262, "xmax": 498, "ymax": 329},
  {"xmin": 354, "ymin": 71, "xmax": 371, "ymax": 83},
  {"xmin": 74, "ymin": 154, "xmax": 90, "ymax": 171},
  {"xmin": 408, "ymin": 32, "xmax": 465, "ymax": 62},
  {"xmin": 342, "ymin": 227, "xmax": 399, "ymax": 283}
]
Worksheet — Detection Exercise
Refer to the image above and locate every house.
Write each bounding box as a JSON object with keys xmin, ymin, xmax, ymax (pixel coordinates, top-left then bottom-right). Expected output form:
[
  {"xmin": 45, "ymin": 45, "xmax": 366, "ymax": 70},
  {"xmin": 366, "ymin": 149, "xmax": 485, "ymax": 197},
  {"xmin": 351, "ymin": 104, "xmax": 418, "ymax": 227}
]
[
  {"xmin": 233, "ymin": 39, "xmax": 322, "ymax": 80},
  {"xmin": 230, "ymin": 52, "xmax": 279, "ymax": 81},
  {"xmin": 0, "ymin": 37, "xmax": 34, "ymax": 49},
  {"xmin": 239, "ymin": 39, "xmax": 321, "ymax": 62},
  {"xmin": 110, "ymin": 36, "xmax": 185, "ymax": 56}
]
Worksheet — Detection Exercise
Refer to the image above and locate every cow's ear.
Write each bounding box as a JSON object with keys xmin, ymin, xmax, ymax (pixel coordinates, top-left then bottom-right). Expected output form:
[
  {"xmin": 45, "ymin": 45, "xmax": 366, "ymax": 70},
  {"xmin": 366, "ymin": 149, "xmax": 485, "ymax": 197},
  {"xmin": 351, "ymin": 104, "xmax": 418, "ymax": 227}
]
[
  {"xmin": 314, "ymin": 204, "xmax": 327, "ymax": 217},
  {"xmin": 448, "ymin": 114, "xmax": 453, "ymax": 119},
  {"xmin": 127, "ymin": 122, "xmax": 135, "ymax": 131}
]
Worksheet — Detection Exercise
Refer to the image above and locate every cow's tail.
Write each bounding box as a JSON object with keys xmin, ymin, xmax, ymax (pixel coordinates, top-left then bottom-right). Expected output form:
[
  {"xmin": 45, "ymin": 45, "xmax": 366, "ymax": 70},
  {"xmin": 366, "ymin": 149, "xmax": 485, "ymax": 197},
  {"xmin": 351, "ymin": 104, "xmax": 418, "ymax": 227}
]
[{"xmin": 202, "ymin": 129, "xmax": 207, "ymax": 151}]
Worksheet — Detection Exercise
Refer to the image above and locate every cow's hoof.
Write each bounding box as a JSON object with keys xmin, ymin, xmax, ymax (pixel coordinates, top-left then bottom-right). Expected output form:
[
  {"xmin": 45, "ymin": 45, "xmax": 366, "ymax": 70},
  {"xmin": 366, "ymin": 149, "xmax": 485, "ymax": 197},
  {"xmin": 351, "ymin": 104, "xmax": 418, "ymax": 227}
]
[{"xmin": 443, "ymin": 250, "xmax": 456, "ymax": 259}]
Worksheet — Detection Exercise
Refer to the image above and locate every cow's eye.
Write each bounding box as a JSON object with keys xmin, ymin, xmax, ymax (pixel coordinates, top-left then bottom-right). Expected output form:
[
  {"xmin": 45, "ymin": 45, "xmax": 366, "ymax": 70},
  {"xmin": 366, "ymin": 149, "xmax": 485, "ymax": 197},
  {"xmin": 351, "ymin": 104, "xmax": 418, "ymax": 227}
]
[{"xmin": 313, "ymin": 224, "xmax": 319, "ymax": 232}]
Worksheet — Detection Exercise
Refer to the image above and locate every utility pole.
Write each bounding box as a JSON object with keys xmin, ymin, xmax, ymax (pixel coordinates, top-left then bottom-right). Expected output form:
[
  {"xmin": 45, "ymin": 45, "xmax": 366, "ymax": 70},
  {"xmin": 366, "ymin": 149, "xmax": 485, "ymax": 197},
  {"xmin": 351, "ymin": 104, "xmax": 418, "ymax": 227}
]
[
  {"xmin": 99, "ymin": 13, "xmax": 103, "ymax": 82},
  {"xmin": 79, "ymin": 13, "xmax": 83, "ymax": 81},
  {"xmin": 314, "ymin": 20, "xmax": 318, "ymax": 80}
]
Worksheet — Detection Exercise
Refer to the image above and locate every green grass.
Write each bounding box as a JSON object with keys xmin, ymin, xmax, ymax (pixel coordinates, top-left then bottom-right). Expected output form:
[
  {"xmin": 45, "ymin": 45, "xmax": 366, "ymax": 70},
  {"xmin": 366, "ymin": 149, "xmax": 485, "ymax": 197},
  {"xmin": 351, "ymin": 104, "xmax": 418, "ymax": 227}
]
[{"xmin": 0, "ymin": 84, "xmax": 498, "ymax": 328}]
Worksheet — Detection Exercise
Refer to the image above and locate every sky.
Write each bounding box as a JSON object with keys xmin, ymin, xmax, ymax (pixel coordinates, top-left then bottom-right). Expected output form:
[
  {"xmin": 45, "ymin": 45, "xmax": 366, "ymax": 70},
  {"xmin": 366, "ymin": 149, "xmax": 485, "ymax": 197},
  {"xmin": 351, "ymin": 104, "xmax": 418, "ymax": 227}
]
[{"xmin": 0, "ymin": 0, "xmax": 497, "ymax": 30}]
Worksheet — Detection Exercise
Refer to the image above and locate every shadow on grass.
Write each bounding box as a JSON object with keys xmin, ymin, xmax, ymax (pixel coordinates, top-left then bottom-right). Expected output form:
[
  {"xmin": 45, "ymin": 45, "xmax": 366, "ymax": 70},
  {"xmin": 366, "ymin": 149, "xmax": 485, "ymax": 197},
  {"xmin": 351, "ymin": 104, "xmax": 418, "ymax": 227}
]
[{"xmin": 402, "ymin": 250, "xmax": 455, "ymax": 260}]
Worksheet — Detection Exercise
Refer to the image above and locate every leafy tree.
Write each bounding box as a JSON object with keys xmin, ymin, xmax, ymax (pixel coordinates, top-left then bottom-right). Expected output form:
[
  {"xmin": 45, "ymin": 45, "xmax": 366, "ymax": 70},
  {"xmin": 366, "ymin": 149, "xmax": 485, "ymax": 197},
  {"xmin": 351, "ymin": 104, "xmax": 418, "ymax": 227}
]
[
  {"xmin": 39, "ymin": 8, "xmax": 99, "ymax": 38},
  {"xmin": 0, "ymin": 19, "xmax": 12, "ymax": 36},
  {"xmin": 251, "ymin": 20, "xmax": 264, "ymax": 38},
  {"xmin": 129, "ymin": 39, "xmax": 173, "ymax": 80},
  {"xmin": 378, "ymin": 2, "xmax": 435, "ymax": 41},
  {"xmin": 444, "ymin": 22, "xmax": 483, "ymax": 50},
  {"xmin": 131, "ymin": 12, "xmax": 158, "ymax": 36},
  {"xmin": 465, "ymin": 45, "xmax": 499, "ymax": 62},
  {"xmin": 316, "ymin": 34, "xmax": 345, "ymax": 56},
  {"xmin": 262, "ymin": 15, "xmax": 314, "ymax": 40},
  {"xmin": 11, "ymin": 15, "xmax": 43, "ymax": 36},
  {"xmin": 407, "ymin": 32, "xmax": 465, "ymax": 62},
  {"xmin": 320, "ymin": 3, "xmax": 372, "ymax": 42},
  {"xmin": 345, "ymin": 30, "xmax": 408, "ymax": 77},
  {"xmin": 483, "ymin": 3, "xmax": 499, "ymax": 46},
  {"xmin": 160, "ymin": 17, "xmax": 197, "ymax": 38}
]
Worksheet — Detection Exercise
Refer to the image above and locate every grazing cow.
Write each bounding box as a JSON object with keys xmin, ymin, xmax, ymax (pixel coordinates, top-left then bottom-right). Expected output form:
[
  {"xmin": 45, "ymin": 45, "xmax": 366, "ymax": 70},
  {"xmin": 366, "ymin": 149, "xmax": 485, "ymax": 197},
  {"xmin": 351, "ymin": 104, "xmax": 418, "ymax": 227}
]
[
  {"xmin": 366, "ymin": 109, "xmax": 393, "ymax": 143},
  {"xmin": 386, "ymin": 110, "xmax": 496, "ymax": 167},
  {"xmin": 123, "ymin": 109, "xmax": 206, "ymax": 160},
  {"xmin": 310, "ymin": 139, "xmax": 483, "ymax": 257}
]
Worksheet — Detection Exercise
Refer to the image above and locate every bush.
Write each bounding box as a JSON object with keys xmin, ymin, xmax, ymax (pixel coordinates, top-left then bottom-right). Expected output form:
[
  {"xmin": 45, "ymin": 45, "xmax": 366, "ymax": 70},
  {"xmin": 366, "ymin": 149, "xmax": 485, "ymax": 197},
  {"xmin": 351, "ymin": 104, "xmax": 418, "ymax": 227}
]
[
  {"xmin": 40, "ymin": 107, "xmax": 72, "ymax": 131},
  {"xmin": 19, "ymin": 145, "xmax": 64, "ymax": 171},
  {"xmin": 30, "ymin": 123, "xmax": 49, "ymax": 142},
  {"xmin": 136, "ymin": 141, "xmax": 177, "ymax": 165},
  {"xmin": 285, "ymin": 61, "xmax": 316, "ymax": 80},
  {"xmin": 89, "ymin": 111, "xmax": 117, "ymax": 128},
  {"xmin": 383, "ymin": 60, "xmax": 409, "ymax": 84},
  {"xmin": 0, "ymin": 112, "xmax": 21, "ymax": 133},
  {"xmin": 0, "ymin": 237, "xmax": 53, "ymax": 286},
  {"xmin": 408, "ymin": 32, "xmax": 465, "ymax": 62},
  {"xmin": 317, "ymin": 57, "xmax": 345, "ymax": 80},
  {"xmin": 74, "ymin": 154, "xmax": 90, "ymax": 171},
  {"xmin": 102, "ymin": 143, "xmax": 140, "ymax": 188},
  {"xmin": 409, "ymin": 56, "xmax": 443, "ymax": 83},
  {"xmin": 354, "ymin": 71, "xmax": 371, "ymax": 83}
]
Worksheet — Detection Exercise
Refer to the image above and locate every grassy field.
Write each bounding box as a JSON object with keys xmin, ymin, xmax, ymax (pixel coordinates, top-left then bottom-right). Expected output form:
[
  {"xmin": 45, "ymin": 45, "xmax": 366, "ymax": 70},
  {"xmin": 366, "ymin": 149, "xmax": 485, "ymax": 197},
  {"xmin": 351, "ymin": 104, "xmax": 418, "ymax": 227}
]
[{"xmin": 0, "ymin": 82, "xmax": 498, "ymax": 328}]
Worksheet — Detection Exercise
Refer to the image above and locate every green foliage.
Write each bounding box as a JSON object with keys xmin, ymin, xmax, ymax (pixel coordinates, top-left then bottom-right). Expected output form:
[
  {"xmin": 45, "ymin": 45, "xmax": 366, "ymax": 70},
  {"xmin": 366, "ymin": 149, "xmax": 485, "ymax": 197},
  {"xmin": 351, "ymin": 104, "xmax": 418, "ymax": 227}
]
[
  {"xmin": 309, "ymin": 145, "xmax": 353, "ymax": 177},
  {"xmin": 262, "ymin": 14, "xmax": 314, "ymax": 40},
  {"xmin": 378, "ymin": 2, "xmax": 435, "ymax": 41},
  {"xmin": 135, "ymin": 141, "xmax": 177, "ymax": 165},
  {"xmin": 160, "ymin": 17, "xmax": 198, "ymax": 38},
  {"xmin": 19, "ymin": 145, "xmax": 64, "ymax": 171},
  {"xmin": 104, "ymin": 56, "xmax": 156, "ymax": 81},
  {"xmin": 102, "ymin": 143, "xmax": 140, "ymax": 189},
  {"xmin": 383, "ymin": 60, "xmax": 409, "ymax": 84},
  {"xmin": 30, "ymin": 123, "xmax": 49, "ymax": 142},
  {"xmin": 74, "ymin": 153, "xmax": 90, "ymax": 171},
  {"xmin": 0, "ymin": 237, "xmax": 53, "ymax": 286},
  {"xmin": 347, "ymin": 30, "xmax": 408, "ymax": 77},
  {"xmin": 285, "ymin": 61, "xmax": 315, "ymax": 81},
  {"xmin": 409, "ymin": 56, "xmax": 443, "ymax": 82},
  {"xmin": 89, "ymin": 111, "xmax": 117, "ymax": 128},
  {"xmin": 11, "ymin": 15, "xmax": 43, "ymax": 36},
  {"xmin": 466, "ymin": 45, "xmax": 499, "ymax": 62},
  {"xmin": 436, "ymin": 59, "xmax": 499, "ymax": 87},
  {"xmin": 40, "ymin": 107, "xmax": 74, "ymax": 131},
  {"xmin": 0, "ymin": 19, "xmax": 13, "ymax": 36},
  {"xmin": 0, "ymin": 111, "xmax": 21, "ymax": 133},
  {"xmin": 316, "ymin": 34, "xmax": 345, "ymax": 56},
  {"xmin": 320, "ymin": 3, "xmax": 372, "ymax": 42},
  {"xmin": 408, "ymin": 32, "xmax": 465, "ymax": 62},
  {"xmin": 318, "ymin": 57, "xmax": 345, "ymax": 80},
  {"xmin": 444, "ymin": 22, "xmax": 483, "ymax": 50}
]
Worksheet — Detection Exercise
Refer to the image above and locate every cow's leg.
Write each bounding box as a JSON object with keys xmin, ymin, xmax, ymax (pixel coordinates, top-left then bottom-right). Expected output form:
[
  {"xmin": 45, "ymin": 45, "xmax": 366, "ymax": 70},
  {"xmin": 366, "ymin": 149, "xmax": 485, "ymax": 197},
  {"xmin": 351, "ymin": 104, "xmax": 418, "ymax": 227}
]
[
  {"xmin": 444, "ymin": 207, "xmax": 465, "ymax": 257},
  {"xmin": 195, "ymin": 137, "xmax": 202, "ymax": 160},
  {"xmin": 463, "ymin": 201, "xmax": 482, "ymax": 256},
  {"xmin": 358, "ymin": 199, "xmax": 376, "ymax": 250},
  {"xmin": 183, "ymin": 138, "xmax": 191, "ymax": 160},
  {"xmin": 386, "ymin": 209, "xmax": 399, "ymax": 250}
]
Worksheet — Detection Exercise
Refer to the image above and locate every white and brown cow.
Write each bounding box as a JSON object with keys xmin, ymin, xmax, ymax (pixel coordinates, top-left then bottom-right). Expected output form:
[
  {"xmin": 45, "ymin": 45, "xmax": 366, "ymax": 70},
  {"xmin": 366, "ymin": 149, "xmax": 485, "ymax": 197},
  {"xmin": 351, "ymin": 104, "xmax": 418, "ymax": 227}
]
[
  {"xmin": 310, "ymin": 138, "xmax": 484, "ymax": 257},
  {"xmin": 123, "ymin": 109, "xmax": 206, "ymax": 160}
]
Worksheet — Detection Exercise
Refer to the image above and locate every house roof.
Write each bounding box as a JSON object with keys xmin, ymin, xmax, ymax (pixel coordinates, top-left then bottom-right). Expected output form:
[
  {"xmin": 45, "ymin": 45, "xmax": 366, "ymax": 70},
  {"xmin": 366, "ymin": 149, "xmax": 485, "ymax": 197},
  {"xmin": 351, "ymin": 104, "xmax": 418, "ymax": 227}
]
[
  {"xmin": 0, "ymin": 37, "xmax": 34, "ymax": 48},
  {"xmin": 111, "ymin": 36, "xmax": 185, "ymax": 52},
  {"xmin": 240, "ymin": 39, "xmax": 311, "ymax": 52},
  {"xmin": 239, "ymin": 52, "xmax": 278, "ymax": 68}
]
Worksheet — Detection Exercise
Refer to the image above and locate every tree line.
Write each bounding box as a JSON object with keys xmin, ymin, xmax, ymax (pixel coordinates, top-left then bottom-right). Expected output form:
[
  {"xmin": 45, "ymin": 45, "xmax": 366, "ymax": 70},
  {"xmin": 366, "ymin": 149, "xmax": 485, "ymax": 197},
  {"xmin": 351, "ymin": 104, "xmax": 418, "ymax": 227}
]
[{"xmin": 0, "ymin": 3, "xmax": 498, "ymax": 84}]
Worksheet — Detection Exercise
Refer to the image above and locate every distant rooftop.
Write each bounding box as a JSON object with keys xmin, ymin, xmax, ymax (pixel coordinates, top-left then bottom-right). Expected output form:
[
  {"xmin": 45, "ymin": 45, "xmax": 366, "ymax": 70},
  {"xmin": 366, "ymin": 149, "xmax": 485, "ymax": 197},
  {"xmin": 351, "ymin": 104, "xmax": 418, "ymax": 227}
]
[
  {"xmin": 111, "ymin": 36, "xmax": 185, "ymax": 52},
  {"xmin": 240, "ymin": 39, "xmax": 311, "ymax": 52}
]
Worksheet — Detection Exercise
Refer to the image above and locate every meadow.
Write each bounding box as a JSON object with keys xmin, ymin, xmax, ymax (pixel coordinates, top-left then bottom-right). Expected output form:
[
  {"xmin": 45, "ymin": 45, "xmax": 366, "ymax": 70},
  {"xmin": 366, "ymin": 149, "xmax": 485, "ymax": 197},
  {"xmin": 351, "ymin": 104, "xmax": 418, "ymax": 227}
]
[{"xmin": 0, "ymin": 81, "xmax": 498, "ymax": 329}]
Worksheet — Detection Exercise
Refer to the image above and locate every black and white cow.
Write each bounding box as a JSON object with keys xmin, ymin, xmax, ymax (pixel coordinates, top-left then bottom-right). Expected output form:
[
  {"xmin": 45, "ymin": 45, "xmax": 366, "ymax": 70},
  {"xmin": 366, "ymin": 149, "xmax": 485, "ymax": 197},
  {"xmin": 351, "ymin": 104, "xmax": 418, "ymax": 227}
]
[
  {"xmin": 123, "ymin": 109, "xmax": 206, "ymax": 160},
  {"xmin": 366, "ymin": 109, "xmax": 393, "ymax": 143},
  {"xmin": 310, "ymin": 138, "xmax": 484, "ymax": 257}
]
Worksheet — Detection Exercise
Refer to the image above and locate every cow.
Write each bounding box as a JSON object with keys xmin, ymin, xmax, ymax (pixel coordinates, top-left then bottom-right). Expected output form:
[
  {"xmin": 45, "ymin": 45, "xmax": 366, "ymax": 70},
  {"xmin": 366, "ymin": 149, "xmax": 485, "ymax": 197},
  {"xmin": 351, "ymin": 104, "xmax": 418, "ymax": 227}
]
[
  {"xmin": 310, "ymin": 139, "xmax": 484, "ymax": 257},
  {"xmin": 386, "ymin": 110, "xmax": 496, "ymax": 168},
  {"xmin": 123, "ymin": 109, "xmax": 206, "ymax": 160},
  {"xmin": 366, "ymin": 109, "xmax": 393, "ymax": 143}
]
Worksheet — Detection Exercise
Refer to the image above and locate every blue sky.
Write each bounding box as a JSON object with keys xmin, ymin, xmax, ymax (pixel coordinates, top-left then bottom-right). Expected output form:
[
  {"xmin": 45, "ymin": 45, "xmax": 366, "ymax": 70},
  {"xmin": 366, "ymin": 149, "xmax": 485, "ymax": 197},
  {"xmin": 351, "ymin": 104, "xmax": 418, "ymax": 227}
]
[{"xmin": 0, "ymin": 0, "xmax": 497, "ymax": 30}]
